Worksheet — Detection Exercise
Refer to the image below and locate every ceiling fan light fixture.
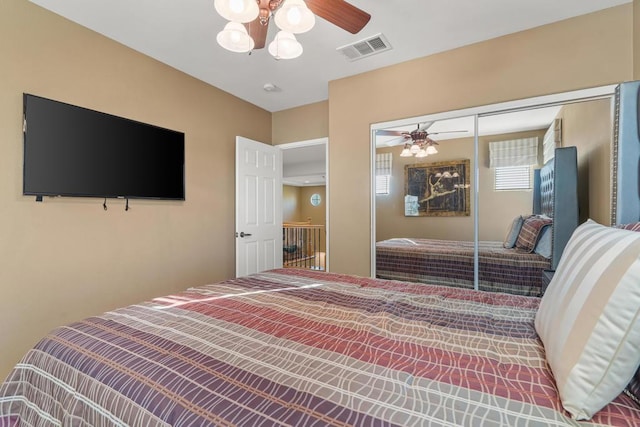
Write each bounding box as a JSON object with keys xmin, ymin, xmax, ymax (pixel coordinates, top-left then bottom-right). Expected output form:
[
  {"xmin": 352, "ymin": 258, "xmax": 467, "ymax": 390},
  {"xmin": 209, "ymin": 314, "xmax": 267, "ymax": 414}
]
[
  {"xmin": 400, "ymin": 145, "xmax": 413, "ymax": 157},
  {"xmin": 409, "ymin": 143, "xmax": 421, "ymax": 154},
  {"xmin": 214, "ymin": 0, "xmax": 259, "ymax": 23},
  {"xmin": 217, "ymin": 22, "xmax": 255, "ymax": 53},
  {"xmin": 274, "ymin": 0, "xmax": 315, "ymax": 34},
  {"xmin": 426, "ymin": 145, "xmax": 438, "ymax": 155},
  {"xmin": 268, "ymin": 31, "xmax": 303, "ymax": 59},
  {"xmin": 415, "ymin": 149, "xmax": 428, "ymax": 158}
]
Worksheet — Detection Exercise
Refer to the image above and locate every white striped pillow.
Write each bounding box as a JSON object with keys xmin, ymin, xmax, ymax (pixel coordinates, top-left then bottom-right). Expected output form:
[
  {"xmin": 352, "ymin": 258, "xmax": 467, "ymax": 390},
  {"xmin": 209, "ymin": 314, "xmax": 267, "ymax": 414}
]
[{"xmin": 535, "ymin": 219, "xmax": 640, "ymax": 420}]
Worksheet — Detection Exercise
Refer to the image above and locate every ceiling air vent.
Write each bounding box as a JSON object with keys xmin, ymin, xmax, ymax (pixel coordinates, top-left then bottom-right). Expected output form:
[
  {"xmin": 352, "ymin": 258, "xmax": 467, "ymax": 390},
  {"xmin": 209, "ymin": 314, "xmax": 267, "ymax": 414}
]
[{"xmin": 337, "ymin": 33, "xmax": 391, "ymax": 62}]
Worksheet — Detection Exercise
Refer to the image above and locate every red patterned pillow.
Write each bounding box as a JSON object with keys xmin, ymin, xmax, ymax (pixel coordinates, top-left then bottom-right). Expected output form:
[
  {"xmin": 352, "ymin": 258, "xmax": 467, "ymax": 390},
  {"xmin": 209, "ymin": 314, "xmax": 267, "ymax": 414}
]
[
  {"xmin": 515, "ymin": 215, "xmax": 553, "ymax": 253},
  {"xmin": 617, "ymin": 222, "xmax": 640, "ymax": 232}
]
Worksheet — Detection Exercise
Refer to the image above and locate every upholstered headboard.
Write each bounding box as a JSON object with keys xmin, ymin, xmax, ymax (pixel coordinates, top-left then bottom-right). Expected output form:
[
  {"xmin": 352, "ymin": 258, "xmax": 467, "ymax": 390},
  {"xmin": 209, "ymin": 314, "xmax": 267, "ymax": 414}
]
[
  {"xmin": 534, "ymin": 146, "xmax": 579, "ymax": 269},
  {"xmin": 612, "ymin": 81, "xmax": 640, "ymax": 225}
]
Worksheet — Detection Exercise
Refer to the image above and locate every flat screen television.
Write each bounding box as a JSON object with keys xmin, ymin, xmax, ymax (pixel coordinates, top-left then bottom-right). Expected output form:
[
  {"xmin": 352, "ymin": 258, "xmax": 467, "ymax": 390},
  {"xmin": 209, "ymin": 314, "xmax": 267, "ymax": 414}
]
[{"xmin": 23, "ymin": 93, "xmax": 185, "ymax": 200}]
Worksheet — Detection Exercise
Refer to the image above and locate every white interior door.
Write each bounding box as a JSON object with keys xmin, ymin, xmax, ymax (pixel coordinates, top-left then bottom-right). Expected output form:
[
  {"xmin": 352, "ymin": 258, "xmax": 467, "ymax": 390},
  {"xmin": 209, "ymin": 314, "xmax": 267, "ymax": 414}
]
[{"xmin": 235, "ymin": 136, "xmax": 283, "ymax": 277}]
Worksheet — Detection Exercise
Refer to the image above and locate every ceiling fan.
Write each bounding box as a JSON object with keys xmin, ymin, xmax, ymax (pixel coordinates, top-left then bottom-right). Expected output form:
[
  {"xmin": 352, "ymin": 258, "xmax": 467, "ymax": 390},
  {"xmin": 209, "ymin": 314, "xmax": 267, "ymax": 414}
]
[
  {"xmin": 377, "ymin": 123, "xmax": 467, "ymax": 157},
  {"xmin": 215, "ymin": 0, "xmax": 371, "ymax": 58}
]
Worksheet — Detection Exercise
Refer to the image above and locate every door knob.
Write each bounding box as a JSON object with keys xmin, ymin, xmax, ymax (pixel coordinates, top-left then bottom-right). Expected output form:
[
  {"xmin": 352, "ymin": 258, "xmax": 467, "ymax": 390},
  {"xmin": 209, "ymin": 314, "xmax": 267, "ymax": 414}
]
[{"xmin": 239, "ymin": 232, "xmax": 252, "ymax": 238}]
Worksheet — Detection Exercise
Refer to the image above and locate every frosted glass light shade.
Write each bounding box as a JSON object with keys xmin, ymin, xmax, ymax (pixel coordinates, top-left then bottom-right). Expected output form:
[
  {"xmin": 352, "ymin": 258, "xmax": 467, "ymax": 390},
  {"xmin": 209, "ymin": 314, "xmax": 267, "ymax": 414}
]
[
  {"xmin": 426, "ymin": 145, "xmax": 438, "ymax": 155},
  {"xmin": 400, "ymin": 146, "xmax": 412, "ymax": 157},
  {"xmin": 409, "ymin": 143, "xmax": 421, "ymax": 154},
  {"xmin": 214, "ymin": 0, "xmax": 259, "ymax": 23},
  {"xmin": 274, "ymin": 0, "xmax": 315, "ymax": 33},
  {"xmin": 217, "ymin": 22, "xmax": 255, "ymax": 53},
  {"xmin": 415, "ymin": 149, "xmax": 428, "ymax": 158},
  {"xmin": 268, "ymin": 31, "xmax": 303, "ymax": 59}
]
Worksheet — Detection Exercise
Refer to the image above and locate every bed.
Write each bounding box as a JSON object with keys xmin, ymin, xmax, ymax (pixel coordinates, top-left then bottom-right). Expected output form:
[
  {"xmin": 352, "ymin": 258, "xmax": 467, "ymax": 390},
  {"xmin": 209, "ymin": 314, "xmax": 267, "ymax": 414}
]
[
  {"xmin": 376, "ymin": 238, "xmax": 551, "ymax": 296},
  {"xmin": 2, "ymin": 260, "xmax": 640, "ymax": 426},
  {"xmin": 376, "ymin": 146, "xmax": 579, "ymax": 297}
]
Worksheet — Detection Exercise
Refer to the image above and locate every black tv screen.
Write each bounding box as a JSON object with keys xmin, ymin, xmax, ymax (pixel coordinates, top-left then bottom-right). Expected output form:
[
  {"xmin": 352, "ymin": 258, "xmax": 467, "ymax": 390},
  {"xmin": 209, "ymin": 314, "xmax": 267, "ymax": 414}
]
[{"xmin": 23, "ymin": 94, "xmax": 185, "ymax": 200}]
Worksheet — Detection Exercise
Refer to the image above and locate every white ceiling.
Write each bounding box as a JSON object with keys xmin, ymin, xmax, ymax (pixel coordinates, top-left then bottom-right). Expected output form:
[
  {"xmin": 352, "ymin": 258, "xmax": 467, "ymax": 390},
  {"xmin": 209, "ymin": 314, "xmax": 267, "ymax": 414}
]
[
  {"xmin": 282, "ymin": 144, "xmax": 326, "ymax": 186},
  {"xmin": 28, "ymin": 0, "xmax": 629, "ymax": 113}
]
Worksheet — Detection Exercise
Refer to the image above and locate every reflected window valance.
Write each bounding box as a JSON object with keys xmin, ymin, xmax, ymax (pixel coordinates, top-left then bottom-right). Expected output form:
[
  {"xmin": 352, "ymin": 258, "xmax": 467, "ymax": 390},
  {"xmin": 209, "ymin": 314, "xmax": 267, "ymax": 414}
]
[
  {"xmin": 489, "ymin": 137, "xmax": 539, "ymax": 168},
  {"xmin": 543, "ymin": 119, "xmax": 562, "ymax": 164}
]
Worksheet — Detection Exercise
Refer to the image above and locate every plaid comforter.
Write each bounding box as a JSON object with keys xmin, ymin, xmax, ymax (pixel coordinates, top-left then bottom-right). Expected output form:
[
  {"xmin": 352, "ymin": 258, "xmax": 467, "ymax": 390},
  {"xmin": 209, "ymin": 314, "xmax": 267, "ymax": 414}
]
[
  {"xmin": 1, "ymin": 269, "xmax": 638, "ymax": 426},
  {"xmin": 376, "ymin": 238, "xmax": 551, "ymax": 296}
]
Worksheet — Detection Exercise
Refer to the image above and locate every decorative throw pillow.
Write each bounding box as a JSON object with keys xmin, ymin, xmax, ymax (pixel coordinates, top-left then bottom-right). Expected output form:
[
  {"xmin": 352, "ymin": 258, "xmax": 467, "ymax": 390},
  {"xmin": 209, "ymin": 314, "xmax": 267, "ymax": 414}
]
[
  {"xmin": 535, "ymin": 220, "xmax": 640, "ymax": 420},
  {"xmin": 617, "ymin": 222, "xmax": 640, "ymax": 232},
  {"xmin": 503, "ymin": 215, "xmax": 524, "ymax": 248},
  {"xmin": 515, "ymin": 215, "xmax": 552, "ymax": 252},
  {"xmin": 533, "ymin": 225, "xmax": 552, "ymax": 259},
  {"xmin": 617, "ymin": 222, "xmax": 640, "ymax": 407}
]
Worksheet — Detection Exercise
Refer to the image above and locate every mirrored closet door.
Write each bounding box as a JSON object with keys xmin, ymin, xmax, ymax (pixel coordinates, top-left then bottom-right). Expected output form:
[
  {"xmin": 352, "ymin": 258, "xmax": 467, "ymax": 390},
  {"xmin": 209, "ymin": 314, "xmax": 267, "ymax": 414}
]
[
  {"xmin": 476, "ymin": 96, "xmax": 613, "ymax": 295},
  {"xmin": 372, "ymin": 85, "xmax": 616, "ymax": 295},
  {"xmin": 373, "ymin": 114, "xmax": 477, "ymax": 288}
]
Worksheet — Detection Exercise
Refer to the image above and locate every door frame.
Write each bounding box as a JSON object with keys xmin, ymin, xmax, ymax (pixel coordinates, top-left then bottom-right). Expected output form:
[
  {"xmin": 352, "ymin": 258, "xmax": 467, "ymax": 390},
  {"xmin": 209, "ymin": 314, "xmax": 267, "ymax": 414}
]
[{"xmin": 278, "ymin": 137, "xmax": 330, "ymax": 271}]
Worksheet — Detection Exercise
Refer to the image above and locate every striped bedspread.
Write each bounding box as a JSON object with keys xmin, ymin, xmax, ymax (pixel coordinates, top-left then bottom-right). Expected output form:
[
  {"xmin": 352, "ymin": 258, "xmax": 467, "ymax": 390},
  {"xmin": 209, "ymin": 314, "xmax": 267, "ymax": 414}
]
[
  {"xmin": 1, "ymin": 269, "xmax": 639, "ymax": 426},
  {"xmin": 376, "ymin": 238, "xmax": 551, "ymax": 296}
]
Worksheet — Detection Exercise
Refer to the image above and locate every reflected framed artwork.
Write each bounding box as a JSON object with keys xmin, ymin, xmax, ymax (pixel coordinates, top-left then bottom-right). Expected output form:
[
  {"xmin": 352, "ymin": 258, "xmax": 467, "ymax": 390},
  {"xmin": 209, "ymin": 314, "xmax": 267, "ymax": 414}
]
[{"xmin": 404, "ymin": 159, "xmax": 470, "ymax": 216}]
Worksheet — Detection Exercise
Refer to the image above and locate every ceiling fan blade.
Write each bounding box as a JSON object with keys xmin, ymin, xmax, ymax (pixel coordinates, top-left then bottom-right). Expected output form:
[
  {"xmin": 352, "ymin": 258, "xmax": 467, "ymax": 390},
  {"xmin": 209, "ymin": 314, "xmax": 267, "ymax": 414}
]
[
  {"xmin": 384, "ymin": 136, "xmax": 409, "ymax": 147},
  {"xmin": 428, "ymin": 130, "xmax": 467, "ymax": 135},
  {"xmin": 244, "ymin": 18, "xmax": 268, "ymax": 49},
  {"xmin": 376, "ymin": 130, "xmax": 406, "ymax": 137},
  {"xmin": 305, "ymin": 0, "xmax": 371, "ymax": 34}
]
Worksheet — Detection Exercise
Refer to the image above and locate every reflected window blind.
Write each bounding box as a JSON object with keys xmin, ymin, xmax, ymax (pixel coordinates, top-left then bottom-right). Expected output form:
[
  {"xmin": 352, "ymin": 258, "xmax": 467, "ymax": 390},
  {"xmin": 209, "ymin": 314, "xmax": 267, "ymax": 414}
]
[
  {"xmin": 376, "ymin": 153, "xmax": 392, "ymax": 195},
  {"xmin": 489, "ymin": 137, "xmax": 539, "ymax": 168},
  {"xmin": 495, "ymin": 166, "xmax": 531, "ymax": 190}
]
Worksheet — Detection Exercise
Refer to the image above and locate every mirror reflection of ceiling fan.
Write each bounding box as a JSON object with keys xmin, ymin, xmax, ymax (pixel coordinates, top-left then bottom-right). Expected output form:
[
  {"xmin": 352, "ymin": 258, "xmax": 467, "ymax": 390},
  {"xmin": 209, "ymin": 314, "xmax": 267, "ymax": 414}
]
[{"xmin": 377, "ymin": 122, "xmax": 467, "ymax": 158}]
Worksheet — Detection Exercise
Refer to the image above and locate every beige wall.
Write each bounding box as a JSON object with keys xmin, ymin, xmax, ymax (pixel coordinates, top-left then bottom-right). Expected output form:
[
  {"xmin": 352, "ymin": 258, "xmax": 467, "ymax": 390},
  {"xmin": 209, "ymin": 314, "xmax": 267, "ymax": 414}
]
[
  {"xmin": 299, "ymin": 186, "xmax": 326, "ymax": 226},
  {"xmin": 0, "ymin": 0, "xmax": 271, "ymax": 378},
  {"xmin": 556, "ymin": 98, "xmax": 613, "ymax": 224},
  {"xmin": 283, "ymin": 185, "xmax": 326, "ymax": 226},
  {"xmin": 329, "ymin": 5, "xmax": 633, "ymax": 277},
  {"xmin": 272, "ymin": 101, "xmax": 329, "ymax": 144},
  {"xmin": 283, "ymin": 185, "xmax": 301, "ymax": 222}
]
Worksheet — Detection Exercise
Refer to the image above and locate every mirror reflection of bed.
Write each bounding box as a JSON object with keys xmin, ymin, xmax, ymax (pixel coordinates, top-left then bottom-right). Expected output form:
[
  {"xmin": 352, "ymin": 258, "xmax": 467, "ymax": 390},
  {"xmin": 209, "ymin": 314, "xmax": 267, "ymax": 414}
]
[{"xmin": 374, "ymin": 95, "xmax": 613, "ymax": 296}]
